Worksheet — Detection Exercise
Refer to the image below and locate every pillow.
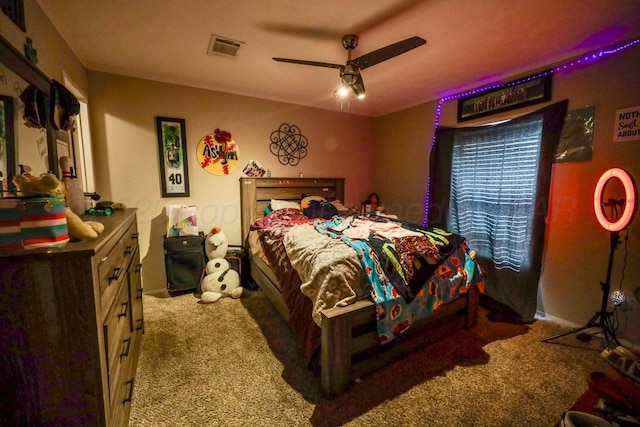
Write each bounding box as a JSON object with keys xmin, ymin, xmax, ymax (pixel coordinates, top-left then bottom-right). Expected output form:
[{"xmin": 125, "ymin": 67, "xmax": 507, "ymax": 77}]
[
  {"xmin": 301, "ymin": 196, "xmax": 339, "ymax": 219},
  {"xmin": 270, "ymin": 199, "xmax": 301, "ymax": 211}
]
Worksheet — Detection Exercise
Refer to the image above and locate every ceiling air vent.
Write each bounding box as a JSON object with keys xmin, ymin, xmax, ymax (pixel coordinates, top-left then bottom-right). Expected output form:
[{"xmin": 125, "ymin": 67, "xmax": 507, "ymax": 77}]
[{"xmin": 208, "ymin": 34, "xmax": 244, "ymax": 58}]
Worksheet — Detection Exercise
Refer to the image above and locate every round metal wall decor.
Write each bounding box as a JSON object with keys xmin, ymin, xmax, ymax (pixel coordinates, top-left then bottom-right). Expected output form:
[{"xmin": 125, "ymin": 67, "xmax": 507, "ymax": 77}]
[
  {"xmin": 269, "ymin": 123, "xmax": 308, "ymax": 166},
  {"xmin": 197, "ymin": 128, "xmax": 241, "ymax": 175}
]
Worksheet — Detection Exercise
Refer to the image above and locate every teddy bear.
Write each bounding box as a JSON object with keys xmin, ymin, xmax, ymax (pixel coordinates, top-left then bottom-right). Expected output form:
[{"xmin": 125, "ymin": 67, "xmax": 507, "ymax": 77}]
[
  {"xmin": 198, "ymin": 226, "xmax": 243, "ymax": 303},
  {"xmin": 13, "ymin": 173, "xmax": 105, "ymax": 240}
]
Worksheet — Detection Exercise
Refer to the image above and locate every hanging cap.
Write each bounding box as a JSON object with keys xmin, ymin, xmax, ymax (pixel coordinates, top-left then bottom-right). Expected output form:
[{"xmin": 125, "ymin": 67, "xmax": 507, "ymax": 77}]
[
  {"xmin": 50, "ymin": 79, "xmax": 80, "ymax": 131},
  {"xmin": 19, "ymin": 84, "xmax": 47, "ymax": 129}
]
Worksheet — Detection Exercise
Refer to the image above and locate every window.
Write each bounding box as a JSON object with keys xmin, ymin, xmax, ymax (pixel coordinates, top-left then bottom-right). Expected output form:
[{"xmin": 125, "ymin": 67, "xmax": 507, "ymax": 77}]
[
  {"xmin": 448, "ymin": 115, "xmax": 543, "ymax": 272},
  {"xmin": 427, "ymin": 100, "xmax": 568, "ymax": 322}
]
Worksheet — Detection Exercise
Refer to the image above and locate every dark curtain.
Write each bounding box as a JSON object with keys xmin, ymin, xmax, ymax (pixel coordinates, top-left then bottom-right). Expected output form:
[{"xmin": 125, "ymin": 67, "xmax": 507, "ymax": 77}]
[{"xmin": 427, "ymin": 100, "xmax": 568, "ymax": 322}]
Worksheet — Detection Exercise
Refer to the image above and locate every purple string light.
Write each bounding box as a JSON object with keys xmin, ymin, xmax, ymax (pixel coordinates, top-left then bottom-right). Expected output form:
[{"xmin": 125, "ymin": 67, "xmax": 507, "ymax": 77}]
[{"xmin": 422, "ymin": 37, "xmax": 640, "ymax": 227}]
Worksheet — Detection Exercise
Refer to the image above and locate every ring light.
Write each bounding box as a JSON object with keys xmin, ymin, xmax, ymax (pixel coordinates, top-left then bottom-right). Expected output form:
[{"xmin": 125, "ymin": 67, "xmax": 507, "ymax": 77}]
[{"xmin": 593, "ymin": 168, "xmax": 637, "ymax": 232}]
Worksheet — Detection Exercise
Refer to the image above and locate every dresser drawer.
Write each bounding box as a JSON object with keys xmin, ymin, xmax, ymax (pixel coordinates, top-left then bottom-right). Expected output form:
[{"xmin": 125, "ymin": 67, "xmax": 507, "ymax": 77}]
[
  {"xmin": 104, "ymin": 280, "xmax": 132, "ymax": 377},
  {"xmin": 108, "ymin": 322, "xmax": 141, "ymax": 427},
  {"xmin": 98, "ymin": 221, "xmax": 139, "ymax": 317},
  {"xmin": 130, "ymin": 249, "xmax": 144, "ymax": 334},
  {"xmin": 109, "ymin": 358, "xmax": 135, "ymax": 427}
]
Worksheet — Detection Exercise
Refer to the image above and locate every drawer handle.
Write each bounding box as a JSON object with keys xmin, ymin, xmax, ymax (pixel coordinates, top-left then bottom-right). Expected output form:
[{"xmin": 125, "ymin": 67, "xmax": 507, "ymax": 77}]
[
  {"xmin": 118, "ymin": 301, "xmax": 129, "ymax": 318},
  {"xmin": 123, "ymin": 379, "xmax": 134, "ymax": 404},
  {"xmin": 132, "ymin": 232, "xmax": 139, "ymax": 240},
  {"xmin": 125, "ymin": 245, "xmax": 133, "ymax": 255},
  {"xmin": 136, "ymin": 318, "xmax": 144, "ymax": 331},
  {"xmin": 109, "ymin": 266, "xmax": 123, "ymax": 283},
  {"xmin": 120, "ymin": 338, "xmax": 131, "ymax": 358},
  {"xmin": 135, "ymin": 263, "xmax": 142, "ymax": 274},
  {"xmin": 136, "ymin": 288, "xmax": 143, "ymax": 300}
]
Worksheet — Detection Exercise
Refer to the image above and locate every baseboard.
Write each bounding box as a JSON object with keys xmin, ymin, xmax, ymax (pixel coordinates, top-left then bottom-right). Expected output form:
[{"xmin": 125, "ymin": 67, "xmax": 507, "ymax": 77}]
[
  {"xmin": 534, "ymin": 310, "xmax": 581, "ymax": 328},
  {"xmin": 143, "ymin": 288, "xmax": 169, "ymax": 297},
  {"xmin": 536, "ymin": 310, "xmax": 640, "ymax": 353}
]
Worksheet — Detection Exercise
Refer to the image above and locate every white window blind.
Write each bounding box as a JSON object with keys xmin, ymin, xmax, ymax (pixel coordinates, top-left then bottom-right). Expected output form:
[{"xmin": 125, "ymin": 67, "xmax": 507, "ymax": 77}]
[{"xmin": 448, "ymin": 115, "xmax": 544, "ymax": 272}]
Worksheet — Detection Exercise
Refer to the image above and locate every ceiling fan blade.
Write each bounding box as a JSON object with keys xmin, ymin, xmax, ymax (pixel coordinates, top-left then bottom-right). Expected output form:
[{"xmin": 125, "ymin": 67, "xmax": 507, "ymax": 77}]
[
  {"xmin": 352, "ymin": 36, "xmax": 426, "ymax": 70},
  {"xmin": 272, "ymin": 57, "xmax": 342, "ymax": 69}
]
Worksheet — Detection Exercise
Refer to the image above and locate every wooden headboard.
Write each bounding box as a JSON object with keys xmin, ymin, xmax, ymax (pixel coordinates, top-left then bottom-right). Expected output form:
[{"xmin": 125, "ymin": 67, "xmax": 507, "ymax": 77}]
[{"xmin": 240, "ymin": 177, "xmax": 345, "ymax": 239}]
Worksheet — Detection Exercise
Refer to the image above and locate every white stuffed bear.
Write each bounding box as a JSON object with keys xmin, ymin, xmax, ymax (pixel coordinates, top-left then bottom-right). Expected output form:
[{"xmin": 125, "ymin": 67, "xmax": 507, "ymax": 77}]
[
  {"xmin": 200, "ymin": 258, "xmax": 242, "ymax": 303},
  {"xmin": 205, "ymin": 227, "xmax": 228, "ymax": 260}
]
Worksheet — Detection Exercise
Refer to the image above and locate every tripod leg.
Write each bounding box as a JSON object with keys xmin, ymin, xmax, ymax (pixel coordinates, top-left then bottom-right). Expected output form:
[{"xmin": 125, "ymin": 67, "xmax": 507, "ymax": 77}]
[
  {"xmin": 601, "ymin": 312, "xmax": 621, "ymax": 346},
  {"xmin": 540, "ymin": 311, "xmax": 600, "ymax": 343}
]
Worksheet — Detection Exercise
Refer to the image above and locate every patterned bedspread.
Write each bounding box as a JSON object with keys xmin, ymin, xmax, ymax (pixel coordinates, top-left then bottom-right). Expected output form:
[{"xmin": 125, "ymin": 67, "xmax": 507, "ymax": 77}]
[
  {"xmin": 316, "ymin": 214, "xmax": 484, "ymax": 343},
  {"xmin": 251, "ymin": 209, "xmax": 484, "ymax": 351}
]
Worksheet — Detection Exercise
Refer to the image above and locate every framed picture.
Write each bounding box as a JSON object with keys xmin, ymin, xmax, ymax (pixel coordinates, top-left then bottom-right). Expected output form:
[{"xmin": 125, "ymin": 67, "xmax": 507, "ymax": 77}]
[
  {"xmin": 457, "ymin": 72, "xmax": 552, "ymax": 122},
  {"xmin": 156, "ymin": 116, "xmax": 190, "ymax": 197},
  {"xmin": 0, "ymin": 95, "xmax": 15, "ymax": 184},
  {"xmin": 0, "ymin": 0, "xmax": 26, "ymax": 32}
]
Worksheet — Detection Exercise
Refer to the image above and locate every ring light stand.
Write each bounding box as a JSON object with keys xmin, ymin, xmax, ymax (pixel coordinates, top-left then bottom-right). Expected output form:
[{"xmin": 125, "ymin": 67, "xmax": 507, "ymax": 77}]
[{"xmin": 542, "ymin": 168, "xmax": 637, "ymax": 344}]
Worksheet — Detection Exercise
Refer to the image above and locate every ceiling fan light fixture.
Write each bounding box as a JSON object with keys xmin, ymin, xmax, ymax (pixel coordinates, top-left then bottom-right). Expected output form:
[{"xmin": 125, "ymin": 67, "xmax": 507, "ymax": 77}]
[
  {"xmin": 352, "ymin": 74, "xmax": 366, "ymax": 99},
  {"xmin": 335, "ymin": 85, "xmax": 350, "ymax": 98},
  {"xmin": 340, "ymin": 63, "xmax": 359, "ymax": 86},
  {"xmin": 352, "ymin": 83, "xmax": 365, "ymax": 99}
]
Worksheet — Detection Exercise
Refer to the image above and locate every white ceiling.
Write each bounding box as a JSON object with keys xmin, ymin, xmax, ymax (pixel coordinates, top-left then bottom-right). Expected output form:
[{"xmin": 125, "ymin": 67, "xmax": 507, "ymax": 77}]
[{"xmin": 37, "ymin": 0, "xmax": 640, "ymax": 117}]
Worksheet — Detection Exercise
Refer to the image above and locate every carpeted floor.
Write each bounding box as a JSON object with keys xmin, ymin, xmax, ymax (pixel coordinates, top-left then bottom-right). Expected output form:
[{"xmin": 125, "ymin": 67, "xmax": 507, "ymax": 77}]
[{"xmin": 129, "ymin": 290, "xmax": 607, "ymax": 427}]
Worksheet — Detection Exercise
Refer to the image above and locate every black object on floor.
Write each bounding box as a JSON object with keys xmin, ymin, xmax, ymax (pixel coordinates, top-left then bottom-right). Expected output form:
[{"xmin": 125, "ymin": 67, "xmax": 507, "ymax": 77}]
[{"xmin": 164, "ymin": 233, "xmax": 206, "ymax": 297}]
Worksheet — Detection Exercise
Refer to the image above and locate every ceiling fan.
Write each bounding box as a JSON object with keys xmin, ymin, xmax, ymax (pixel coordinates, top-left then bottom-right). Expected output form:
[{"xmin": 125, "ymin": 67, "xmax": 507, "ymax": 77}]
[{"xmin": 272, "ymin": 34, "xmax": 426, "ymax": 99}]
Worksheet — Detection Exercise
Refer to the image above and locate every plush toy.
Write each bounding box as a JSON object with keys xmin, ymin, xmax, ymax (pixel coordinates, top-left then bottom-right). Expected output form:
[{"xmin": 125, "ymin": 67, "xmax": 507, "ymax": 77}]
[
  {"xmin": 13, "ymin": 173, "xmax": 105, "ymax": 240},
  {"xmin": 205, "ymin": 226, "xmax": 229, "ymax": 260},
  {"xmin": 199, "ymin": 257, "xmax": 242, "ymax": 303},
  {"xmin": 198, "ymin": 226, "xmax": 242, "ymax": 303}
]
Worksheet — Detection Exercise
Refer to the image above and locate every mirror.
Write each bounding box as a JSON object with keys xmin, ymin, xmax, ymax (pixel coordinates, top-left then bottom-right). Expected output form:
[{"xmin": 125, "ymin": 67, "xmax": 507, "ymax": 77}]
[
  {"xmin": 0, "ymin": 34, "xmax": 57, "ymax": 191},
  {"xmin": 593, "ymin": 168, "xmax": 637, "ymax": 232}
]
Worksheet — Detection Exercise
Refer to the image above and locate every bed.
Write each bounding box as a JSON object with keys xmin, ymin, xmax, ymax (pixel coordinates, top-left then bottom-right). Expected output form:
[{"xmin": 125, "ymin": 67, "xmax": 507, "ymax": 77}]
[{"xmin": 240, "ymin": 177, "xmax": 483, "ymax": 396}]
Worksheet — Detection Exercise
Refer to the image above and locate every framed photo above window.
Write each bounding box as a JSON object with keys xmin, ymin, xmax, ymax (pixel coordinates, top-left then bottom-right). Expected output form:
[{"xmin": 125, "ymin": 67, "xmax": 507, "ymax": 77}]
[
  {"xmin": 156, "ymin": 116, "xmax": 190, "ymax": 197},
  {"xmin": 457, "ymin": 72, "xmax": 552, "ymax": 122}
]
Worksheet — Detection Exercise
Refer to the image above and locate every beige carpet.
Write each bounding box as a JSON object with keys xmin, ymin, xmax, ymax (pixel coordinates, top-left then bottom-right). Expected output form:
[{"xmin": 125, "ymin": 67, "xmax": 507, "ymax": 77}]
[{"xmin": 129, "ymin": 290, "xmax": 607, "ymax": 427}]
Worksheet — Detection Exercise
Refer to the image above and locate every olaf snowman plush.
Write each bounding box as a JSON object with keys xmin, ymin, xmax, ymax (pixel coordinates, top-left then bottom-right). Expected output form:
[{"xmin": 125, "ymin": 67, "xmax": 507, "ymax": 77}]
[{"xmin": 198, "ymin": 227, "xmax": 242, "ymax": 304}]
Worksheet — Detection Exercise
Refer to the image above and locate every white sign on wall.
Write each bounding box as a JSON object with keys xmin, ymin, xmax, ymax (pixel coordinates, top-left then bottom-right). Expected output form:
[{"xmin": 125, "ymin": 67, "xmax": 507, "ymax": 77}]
[{"xmin": 613, "ymin": 105, "xmax": 640, "ymax": 142}]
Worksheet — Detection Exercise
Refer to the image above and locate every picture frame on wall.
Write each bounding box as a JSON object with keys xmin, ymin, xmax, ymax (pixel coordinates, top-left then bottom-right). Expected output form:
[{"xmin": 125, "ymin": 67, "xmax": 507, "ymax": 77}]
[
  {"xmin": 457, "ymin": 72, "xmax": 552, "ymax": 122},
  {"xmin": 156, "ymin": 116, "xmax": 190, "ymax": 197},
  {"xmin": 0, "ymin": 0, "xmax": 26, "ymax": 32}
]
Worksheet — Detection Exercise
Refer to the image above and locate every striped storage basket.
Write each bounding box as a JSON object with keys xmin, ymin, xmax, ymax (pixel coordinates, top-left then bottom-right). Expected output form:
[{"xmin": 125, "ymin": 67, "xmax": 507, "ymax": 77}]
[{"xmin": 0, "ymin": 196, "xmax": 69, "ymax": 250}]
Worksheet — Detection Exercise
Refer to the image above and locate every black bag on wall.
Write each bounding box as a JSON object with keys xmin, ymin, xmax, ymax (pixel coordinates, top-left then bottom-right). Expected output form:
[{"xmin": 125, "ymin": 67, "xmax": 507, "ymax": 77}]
[{"xmin": 163, "ymin": 233, "xmax": 206, "ymax": 297}]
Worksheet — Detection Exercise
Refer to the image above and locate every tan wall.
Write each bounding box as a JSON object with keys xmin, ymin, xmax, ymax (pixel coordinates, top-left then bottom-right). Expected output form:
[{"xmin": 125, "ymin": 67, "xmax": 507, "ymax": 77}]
[
  {"xmin": 373, "ymin": 102, "xmax": 437, "ymax": 224},
  {"xmin": 0, "ymin": 0, "xmax": 88, "ymax": 94},
  {"xmin": 375, "ymin": 44, "xmax": 640, "ymax": 342},
  {"xmin": 87, "ymin": 71, "xmax": 375, "ymax": 294}
]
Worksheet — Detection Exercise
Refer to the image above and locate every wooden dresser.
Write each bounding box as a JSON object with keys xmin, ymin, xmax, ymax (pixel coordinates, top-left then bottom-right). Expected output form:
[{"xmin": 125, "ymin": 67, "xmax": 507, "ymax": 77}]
[{"xmin": 0, "ymin": 209, "xmax": 143, "ymax": 427}]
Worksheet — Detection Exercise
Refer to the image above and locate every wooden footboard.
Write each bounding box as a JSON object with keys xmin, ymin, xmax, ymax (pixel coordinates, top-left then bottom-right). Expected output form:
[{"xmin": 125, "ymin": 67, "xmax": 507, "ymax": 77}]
[
  {"xmin": 252, "ymin": 254, "xmax": 478, "ymax": 396},
  {"xmin": 319, "ymin": 284, "xmax": 478, "ymax": 396}
]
